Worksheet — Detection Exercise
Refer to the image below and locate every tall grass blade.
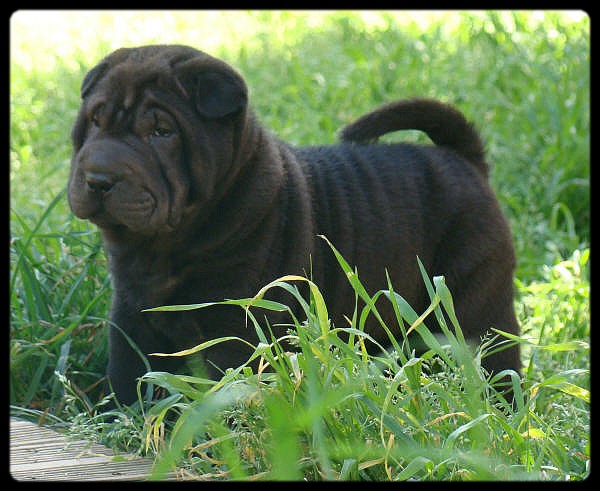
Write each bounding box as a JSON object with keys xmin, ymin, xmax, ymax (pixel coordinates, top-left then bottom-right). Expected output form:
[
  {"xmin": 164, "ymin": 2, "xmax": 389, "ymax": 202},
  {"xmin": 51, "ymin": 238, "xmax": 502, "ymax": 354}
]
[
  {"xmin": 10, "ymin": 189, "xmax": 66, "ymax": 295},
  {"xmin": 150, "ymin": 383, "xmax": 253, "ymax": 480}
]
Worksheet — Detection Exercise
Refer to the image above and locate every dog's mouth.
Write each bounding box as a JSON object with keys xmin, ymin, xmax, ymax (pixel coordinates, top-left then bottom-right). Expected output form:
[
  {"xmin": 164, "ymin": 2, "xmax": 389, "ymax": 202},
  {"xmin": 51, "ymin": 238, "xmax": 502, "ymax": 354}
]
[
  {"xmin": 100, "ymin": 187, "xmax": 161, "ymax": 233},
  {"xmin": 87, "ymin": 209, "xmax": 120, "ymax": 229},
  {"xmin": 69, "ymin": 172, "xmax": 163, "ymax": 233}
]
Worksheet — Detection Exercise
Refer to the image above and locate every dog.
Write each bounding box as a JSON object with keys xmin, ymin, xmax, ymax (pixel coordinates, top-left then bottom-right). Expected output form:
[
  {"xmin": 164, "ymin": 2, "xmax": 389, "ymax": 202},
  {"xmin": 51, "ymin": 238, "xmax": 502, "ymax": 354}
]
[{"xmin": 68, "ymin": 45, "xmax": 520, "ymax": 404}]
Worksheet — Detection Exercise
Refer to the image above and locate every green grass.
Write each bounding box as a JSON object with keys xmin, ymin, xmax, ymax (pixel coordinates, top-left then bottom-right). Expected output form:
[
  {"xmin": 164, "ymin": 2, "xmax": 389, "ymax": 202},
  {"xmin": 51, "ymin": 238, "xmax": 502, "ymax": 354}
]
[
  {"xmin": 10, "ymin": 11, "xmax": 589, "ymax": 480},
  {"xmin": 143, "ymin": 240, "xmax": 589, "ymax": 480}
]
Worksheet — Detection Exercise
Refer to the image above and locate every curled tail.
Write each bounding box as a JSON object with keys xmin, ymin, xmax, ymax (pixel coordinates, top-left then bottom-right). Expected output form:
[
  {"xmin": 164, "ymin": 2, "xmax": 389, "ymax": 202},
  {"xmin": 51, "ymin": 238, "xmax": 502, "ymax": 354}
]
[{"xmin": 340, "ymin": 98, "xmax": 488, "ymax": 176}]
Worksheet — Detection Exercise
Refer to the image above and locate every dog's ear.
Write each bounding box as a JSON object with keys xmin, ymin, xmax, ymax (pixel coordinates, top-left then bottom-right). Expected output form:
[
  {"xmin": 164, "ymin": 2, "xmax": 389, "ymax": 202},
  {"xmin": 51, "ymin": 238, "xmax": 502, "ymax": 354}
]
[
  {"xmin": 175, "ymin": 60, "xmax": 248, "ymax": 119},
  {"xmin": 194, "ymin": 71, "xmax": 248, "ymax": 119},
  {"xmin": 81, "ymin": 61, "xmax": 110, "ymax": 99}
]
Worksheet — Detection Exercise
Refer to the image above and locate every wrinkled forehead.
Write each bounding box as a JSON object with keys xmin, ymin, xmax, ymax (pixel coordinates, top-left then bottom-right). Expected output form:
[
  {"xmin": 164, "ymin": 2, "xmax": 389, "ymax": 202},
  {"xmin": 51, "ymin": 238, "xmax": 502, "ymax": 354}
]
[
  {"xmin": 78, "ymin": 45, "xmax": 247, "ymax": 124},
  {"xmin": 82, "ymin": 45, "xmax": 213, "ymax": 108},
  {"xmin": 91, "ymin": 65, "xmax": 175, "ymax": 111}
]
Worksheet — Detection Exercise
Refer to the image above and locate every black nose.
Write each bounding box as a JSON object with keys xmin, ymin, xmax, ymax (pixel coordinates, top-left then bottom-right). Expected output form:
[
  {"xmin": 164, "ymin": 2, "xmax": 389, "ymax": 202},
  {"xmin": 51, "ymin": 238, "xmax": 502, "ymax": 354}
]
[{"xmin": 85, "ymin": 171, "xmax": 115, "ymax": 192}]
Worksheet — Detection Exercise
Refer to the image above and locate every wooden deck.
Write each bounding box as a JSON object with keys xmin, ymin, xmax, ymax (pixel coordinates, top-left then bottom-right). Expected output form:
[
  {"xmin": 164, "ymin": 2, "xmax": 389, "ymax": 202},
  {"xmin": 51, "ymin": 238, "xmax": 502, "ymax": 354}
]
[{"xmin": 10, "ymin": 417, "xmax": 176, "ymax": 481}]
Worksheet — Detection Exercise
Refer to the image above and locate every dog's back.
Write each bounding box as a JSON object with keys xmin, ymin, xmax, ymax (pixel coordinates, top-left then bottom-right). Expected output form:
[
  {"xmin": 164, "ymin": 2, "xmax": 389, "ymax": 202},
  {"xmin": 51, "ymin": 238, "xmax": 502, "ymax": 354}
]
[{"xmin": 294, "ymin": 99, "xmax": 520, "ymax": 378}]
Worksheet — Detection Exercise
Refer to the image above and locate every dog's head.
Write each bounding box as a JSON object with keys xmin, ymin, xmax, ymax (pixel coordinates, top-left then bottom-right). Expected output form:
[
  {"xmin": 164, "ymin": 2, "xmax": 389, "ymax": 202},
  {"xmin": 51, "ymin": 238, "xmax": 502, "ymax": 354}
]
[{"xmin": 68, "ymin": 45, "xmax": 248, "ymax": 237}]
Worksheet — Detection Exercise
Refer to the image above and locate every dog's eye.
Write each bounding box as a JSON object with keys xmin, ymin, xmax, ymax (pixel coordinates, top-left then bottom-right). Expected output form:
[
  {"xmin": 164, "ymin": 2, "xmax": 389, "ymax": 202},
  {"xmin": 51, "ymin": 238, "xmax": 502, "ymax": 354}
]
[
  {"xmin": 153, "ymin": 126, "xmax": 173, "ymax": 138},
  {"xmin": 150, "ymin": 111, "xmax": 173, "ymax": 138},
  {"xmin": 91, "ymin": 111, "xmax": 100, "ymax": 127}
]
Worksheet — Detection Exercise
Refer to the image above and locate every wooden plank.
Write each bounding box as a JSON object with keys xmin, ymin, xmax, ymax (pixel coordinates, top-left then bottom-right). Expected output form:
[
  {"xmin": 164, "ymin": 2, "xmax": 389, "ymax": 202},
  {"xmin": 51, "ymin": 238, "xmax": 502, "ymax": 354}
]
[{"xmin": 10, "ymin": 417, "xmax": 176, "ymax": 481}]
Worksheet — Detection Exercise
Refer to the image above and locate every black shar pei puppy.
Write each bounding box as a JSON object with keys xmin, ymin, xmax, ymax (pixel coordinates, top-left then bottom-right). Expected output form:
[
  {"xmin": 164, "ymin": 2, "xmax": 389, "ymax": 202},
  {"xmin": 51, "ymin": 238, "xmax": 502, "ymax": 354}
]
[{"xmin": 68, "ymin": 45, "xmax": 521, "ymax": 404}]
